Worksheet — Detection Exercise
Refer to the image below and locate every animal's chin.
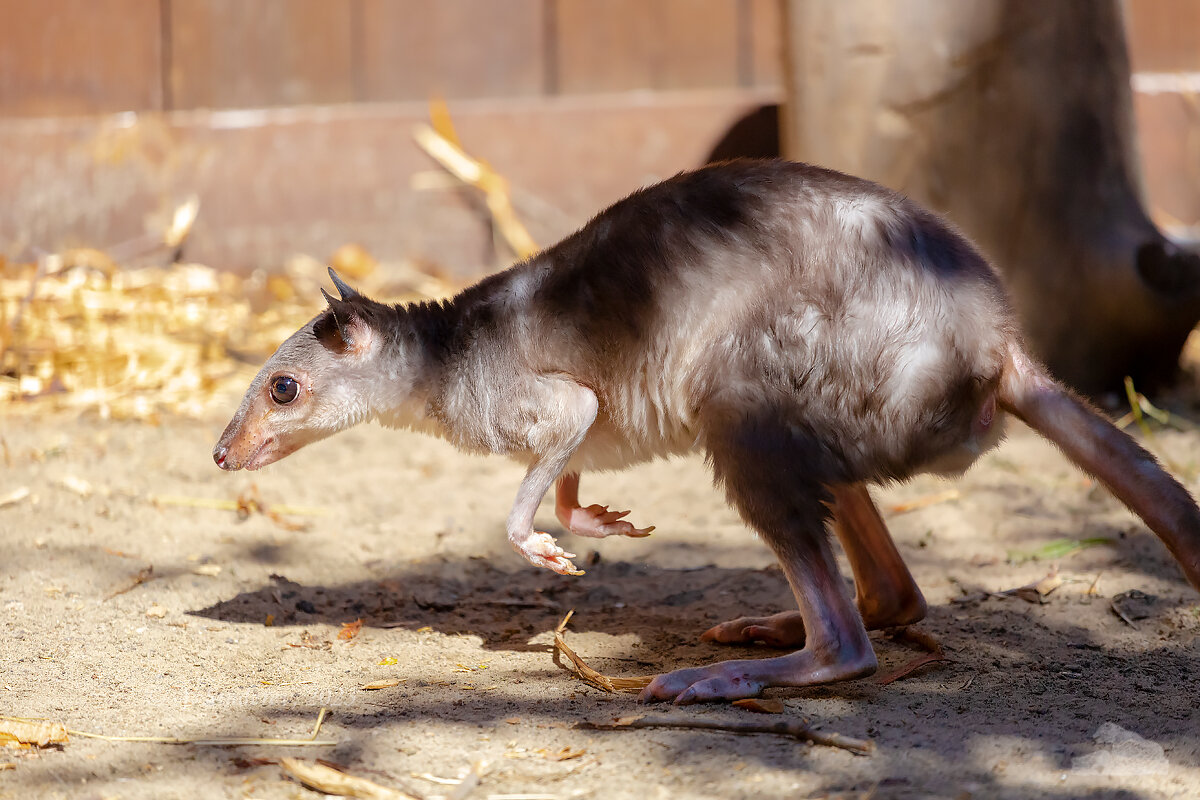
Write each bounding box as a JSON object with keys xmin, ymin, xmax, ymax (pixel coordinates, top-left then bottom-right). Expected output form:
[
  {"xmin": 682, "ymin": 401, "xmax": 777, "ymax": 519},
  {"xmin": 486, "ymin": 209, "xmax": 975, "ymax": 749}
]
[
  {"xmin": 244, "ymin": 437, "xmax": 304, "ymax": 470},
  {"xmin": 243, "ymin": 438, "xmax": 277, "ymax": 471}
]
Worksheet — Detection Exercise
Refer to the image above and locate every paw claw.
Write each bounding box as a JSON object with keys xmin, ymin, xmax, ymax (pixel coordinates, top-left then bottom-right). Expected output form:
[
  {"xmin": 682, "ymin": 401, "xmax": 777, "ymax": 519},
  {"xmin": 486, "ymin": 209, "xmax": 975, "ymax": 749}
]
[
  {"xmin": 566, "ymin": 504, "xmax": 654, "ymax": 539},
  {"xmin": 513, "ymin": 531, "xmax": 583, "ymax": 575}
]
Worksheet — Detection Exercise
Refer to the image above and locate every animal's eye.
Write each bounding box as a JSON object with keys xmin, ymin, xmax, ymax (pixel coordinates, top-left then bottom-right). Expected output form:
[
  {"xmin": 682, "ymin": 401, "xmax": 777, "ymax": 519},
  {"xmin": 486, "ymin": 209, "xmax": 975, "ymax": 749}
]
[{"xmin": 270, "ymin": 376, "xmax": 299, "ymax": 404}]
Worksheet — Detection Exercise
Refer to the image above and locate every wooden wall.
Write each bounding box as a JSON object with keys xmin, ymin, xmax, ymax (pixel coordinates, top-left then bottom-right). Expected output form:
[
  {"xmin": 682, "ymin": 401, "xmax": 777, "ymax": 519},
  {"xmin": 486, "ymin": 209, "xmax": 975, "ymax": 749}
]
[
  {"xmin": 0, "ymin": 0, "xmax": 783, "ymax": 117},
  {"xmin": 1123, "ymin": 0, "xmax": 1200, "ymax": 233},
  {"xmin": 0, "ymin": 1, "xmax": 1195, "ymax": 275}
]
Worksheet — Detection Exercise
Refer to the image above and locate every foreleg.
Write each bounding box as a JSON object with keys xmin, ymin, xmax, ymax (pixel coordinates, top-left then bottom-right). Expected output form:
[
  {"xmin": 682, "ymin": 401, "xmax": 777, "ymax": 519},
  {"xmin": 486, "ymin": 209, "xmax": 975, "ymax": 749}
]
[
  {"xmin": 506, "ymin": 380, "xmax": 598, "ymax": 576},
  {"xmin": 554, "ymin": 472, "xmax": 655, "ymax": 539}
]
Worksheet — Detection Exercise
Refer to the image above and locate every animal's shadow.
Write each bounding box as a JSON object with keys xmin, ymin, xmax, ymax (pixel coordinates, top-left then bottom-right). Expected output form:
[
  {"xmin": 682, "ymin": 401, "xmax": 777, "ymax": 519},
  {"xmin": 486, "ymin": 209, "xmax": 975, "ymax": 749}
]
[
  {"xmin": 190, "ymin": 555, "xmax": 795, "ymax": 656},
  {"xmin": 188, "ymin": 554, "xmax": 1199, "ymax": 799}
]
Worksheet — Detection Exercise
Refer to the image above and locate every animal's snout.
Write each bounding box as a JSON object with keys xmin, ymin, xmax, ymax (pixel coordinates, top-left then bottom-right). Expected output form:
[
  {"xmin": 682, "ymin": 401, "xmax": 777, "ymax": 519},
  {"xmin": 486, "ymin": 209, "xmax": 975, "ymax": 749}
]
[{"xmin": 213, "ymin": 442, "xmax": 229, "ymax": 468}]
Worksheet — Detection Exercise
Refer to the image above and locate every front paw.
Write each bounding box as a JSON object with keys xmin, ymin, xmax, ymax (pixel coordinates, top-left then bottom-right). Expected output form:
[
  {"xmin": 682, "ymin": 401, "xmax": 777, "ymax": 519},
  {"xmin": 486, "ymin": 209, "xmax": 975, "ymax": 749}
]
[
  {"xmin": 513, "ymin": 530, "xmax": 584, "ymax": 576},
  {"xmin": 567, "ymin": 504, "xmax": 655, "ymax": 539}
]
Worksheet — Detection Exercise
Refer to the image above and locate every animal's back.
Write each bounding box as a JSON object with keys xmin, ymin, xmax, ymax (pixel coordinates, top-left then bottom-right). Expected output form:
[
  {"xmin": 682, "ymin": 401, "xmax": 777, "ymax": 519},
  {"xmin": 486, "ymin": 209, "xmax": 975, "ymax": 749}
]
[{"xmin": 499, "ymin": 161, "xmax": 1016, "ymax": 478}]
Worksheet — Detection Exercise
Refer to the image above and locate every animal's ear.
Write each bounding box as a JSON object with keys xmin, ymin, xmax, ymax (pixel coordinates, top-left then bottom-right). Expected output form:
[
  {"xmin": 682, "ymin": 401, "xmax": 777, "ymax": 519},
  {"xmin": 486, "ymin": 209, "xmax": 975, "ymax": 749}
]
[
  {"xmin": 327, "ymin": 267, "xmax": 360, "ymax": 301},
  {"xmin": 313, "ymin": 301, "xmax": 373, "ymax": 356}
]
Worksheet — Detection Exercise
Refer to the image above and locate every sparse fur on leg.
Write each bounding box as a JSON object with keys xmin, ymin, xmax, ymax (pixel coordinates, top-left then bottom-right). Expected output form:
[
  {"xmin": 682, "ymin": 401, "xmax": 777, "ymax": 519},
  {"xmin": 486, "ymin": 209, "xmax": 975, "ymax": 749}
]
[
  {"xmin": 830, "ymin": 483, "xmax": 927, "ymax": 628},
  {"xmin": 640, "ymin": 413, "xmax": 876, "ymax": 704},
  {"xmin": 505, "ymin": 380, "xmax": 599, "ymax": 576},
  {"xmin": 702, "ymin": 482, "xmax": 925, "ymax": 648}
]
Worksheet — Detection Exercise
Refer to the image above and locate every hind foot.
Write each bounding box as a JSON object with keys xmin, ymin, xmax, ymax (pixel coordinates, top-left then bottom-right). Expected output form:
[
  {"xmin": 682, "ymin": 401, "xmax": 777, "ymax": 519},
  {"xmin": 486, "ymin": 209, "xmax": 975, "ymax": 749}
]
[
  {"xmin": 702, "ymin": 594, "xmax": 927, "ymax": 649},
  {"xmin": 639, "ymin": 644, "xmax": 877, "ymax": 704},
  {"xmin": 701, "ymin": 611, "xmax": 807, "ymax": 648}
]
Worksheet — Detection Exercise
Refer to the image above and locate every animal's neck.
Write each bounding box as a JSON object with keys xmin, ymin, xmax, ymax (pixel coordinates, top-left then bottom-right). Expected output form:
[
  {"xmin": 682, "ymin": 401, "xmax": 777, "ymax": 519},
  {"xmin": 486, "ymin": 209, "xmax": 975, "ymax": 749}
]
[{"xmin": 368, "ymin": 297, "xmax": 464, "ymax": 435}]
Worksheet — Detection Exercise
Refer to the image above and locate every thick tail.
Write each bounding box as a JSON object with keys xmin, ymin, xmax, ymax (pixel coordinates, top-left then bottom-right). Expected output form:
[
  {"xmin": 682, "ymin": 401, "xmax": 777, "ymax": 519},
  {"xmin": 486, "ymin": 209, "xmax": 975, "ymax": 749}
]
[{"xmin": 997, "ymin": 343, "xmax": 1200, "ymax": 592}]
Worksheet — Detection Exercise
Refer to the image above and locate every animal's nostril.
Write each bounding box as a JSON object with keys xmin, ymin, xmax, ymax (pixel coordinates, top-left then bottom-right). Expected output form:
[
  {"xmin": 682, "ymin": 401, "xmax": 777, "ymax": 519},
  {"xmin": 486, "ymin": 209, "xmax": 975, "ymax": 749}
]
[{"xmin": 213, "ymin": 444, "xmax": 228, "ymax": 466}]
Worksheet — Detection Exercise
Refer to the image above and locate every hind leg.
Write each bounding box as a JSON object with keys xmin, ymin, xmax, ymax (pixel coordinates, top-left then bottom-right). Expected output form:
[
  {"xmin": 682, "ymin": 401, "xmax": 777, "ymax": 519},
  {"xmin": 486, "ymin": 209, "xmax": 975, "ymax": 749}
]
[
  {"xmin": 640, "ymin": 418, "xmax": 876, "ymax": 703},
  {"xmin": 703, "ymin": 483, "xmax": 926, "ymax": 647}
]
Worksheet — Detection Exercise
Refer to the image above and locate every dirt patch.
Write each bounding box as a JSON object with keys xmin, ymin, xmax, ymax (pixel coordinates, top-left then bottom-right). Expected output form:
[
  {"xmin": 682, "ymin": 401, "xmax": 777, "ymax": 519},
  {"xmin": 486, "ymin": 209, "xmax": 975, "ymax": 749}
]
[{"xmin": 2, "ymin": 404, "xmax": 1199, "ymax": 799}]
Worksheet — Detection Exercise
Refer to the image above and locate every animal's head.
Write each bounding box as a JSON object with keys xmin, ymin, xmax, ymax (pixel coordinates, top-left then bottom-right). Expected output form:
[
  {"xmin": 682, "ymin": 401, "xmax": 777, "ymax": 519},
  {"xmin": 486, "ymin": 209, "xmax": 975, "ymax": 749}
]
[{"xmin": 213, "ymin": 268, "xmax": 398, "ymax": 471}]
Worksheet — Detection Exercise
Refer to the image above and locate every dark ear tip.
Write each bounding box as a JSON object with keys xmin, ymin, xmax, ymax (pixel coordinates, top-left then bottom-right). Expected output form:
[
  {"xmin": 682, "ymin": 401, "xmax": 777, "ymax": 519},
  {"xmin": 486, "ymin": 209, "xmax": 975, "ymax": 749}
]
[
  {"xmin": 321, "ymin": 287, "xmax": 338, "ymax": 307},
  {"xmin": 327, "ymin": 267, "xmax": 360, "ymax": 301}
]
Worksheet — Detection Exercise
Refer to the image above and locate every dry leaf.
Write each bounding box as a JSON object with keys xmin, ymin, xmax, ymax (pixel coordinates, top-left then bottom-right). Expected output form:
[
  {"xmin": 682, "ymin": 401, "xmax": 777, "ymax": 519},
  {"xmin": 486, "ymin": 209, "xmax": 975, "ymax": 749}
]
[
  {"xmin": 1009, "ymin": 571, "xmax": 1063, "ymax": 604},
  {"xmin": 732, "ymin": 698, "xmax": 785, "ymax": 714},
  {"xmin": 0, "ymin": 487, "xmax": 30, "ymax": 509},
  {"xmin": 0, "ymin": 719, "xmax": 69, "ymax": 748},
  {"xmin": 56, "ymin": 475, "xmax": 93, "ymax": 497},
  {"xmin": 338, "ymin": 619, "xmax": 364, "ymax": 641},
  {"xmin": 280, "ymin": 757, "xmax": 420, "ymax": 800},
  {"xmin": 0, "ymin": 762, "xmax": 15, "ymax": 770},
  {"xmin": 546, "ymin": 746, "xmax": 586, "ymax": 761},
  {"xmin": 361, "ymin": 679, "xmax": 402, "ymax": 691}
]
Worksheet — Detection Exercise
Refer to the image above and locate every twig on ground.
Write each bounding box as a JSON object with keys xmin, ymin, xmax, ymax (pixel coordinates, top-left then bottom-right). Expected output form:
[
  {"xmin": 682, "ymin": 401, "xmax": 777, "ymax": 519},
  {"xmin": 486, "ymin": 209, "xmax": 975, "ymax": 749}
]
[
  {"xmin": 281, "ymin": 757, "xmax": 422, "ymax": 799},
  {"xmin": 876, "ymin": 626, "xmax": 951, "ymax": 685},
  {"xmin": 446, "ymin": 759, "xmax": 487, "ymax": 800},
  {"xmin": 103, "ymin": 565, "xmax": 154, "ymax": 601},
  {"xmin": 552, "ymin": 610, "xmax": 653, "ymax": 693},
  {"xmin": 11, "ymin": 706, "xmax": 337, "ymax": 747},
  {"xmin": 580, "ymin": 713, "xmax": 873, "ymax": 756}
]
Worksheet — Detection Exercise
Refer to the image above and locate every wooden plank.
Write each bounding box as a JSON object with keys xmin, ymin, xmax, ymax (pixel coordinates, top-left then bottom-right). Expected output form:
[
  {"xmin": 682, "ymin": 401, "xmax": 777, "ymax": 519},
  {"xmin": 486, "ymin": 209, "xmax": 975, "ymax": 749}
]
[
  {"xmin": 748, "ymin": 0, "xmax": 783, "ymax": 88},
  {"xmin": 0, "ymin": 88, "xmax": 782, "ymax": 277},
  {"xmin": 0, "ymin": 0, "xmax": 162, "ymax": 116},
  {"xmin": 1124, "ymin": 0, "xmax": 1200, "ymax": 72},
  {"xmin": 554, "ymin": 0, "xmax": 740, "ymax": 93},
  {"xmin": 359, "ymin": 0, "xmax": 546, "ymax": 101},
  {"xmin": 1133, "ymin": 91, "xmax": 1200, "ymax": 226},
  {"xmin": 168, "ymin": 0, "xmax": 354, "ymax": 109}
]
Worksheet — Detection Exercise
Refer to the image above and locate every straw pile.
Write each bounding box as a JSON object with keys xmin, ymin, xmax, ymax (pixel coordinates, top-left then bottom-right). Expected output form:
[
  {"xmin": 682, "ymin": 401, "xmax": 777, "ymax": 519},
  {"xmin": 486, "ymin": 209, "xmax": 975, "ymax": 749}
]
[{"xmin": 0, "ymin": 226, "xmax": 454, "ymax": 422}]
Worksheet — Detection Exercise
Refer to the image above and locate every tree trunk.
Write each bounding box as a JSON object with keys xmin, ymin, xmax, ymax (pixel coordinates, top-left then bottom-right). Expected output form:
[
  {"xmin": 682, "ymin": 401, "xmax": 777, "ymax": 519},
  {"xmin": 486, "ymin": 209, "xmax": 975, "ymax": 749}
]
[{"xmin": 780, "ymin": 0, "xmax": 1200, "ymax": 395}]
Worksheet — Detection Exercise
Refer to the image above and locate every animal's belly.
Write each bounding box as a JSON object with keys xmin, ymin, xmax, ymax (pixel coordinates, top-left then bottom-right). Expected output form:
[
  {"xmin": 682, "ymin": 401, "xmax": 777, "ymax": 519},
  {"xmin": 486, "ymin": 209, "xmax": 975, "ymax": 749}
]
[{"xmin": 567, "ymin": 416, "xmax": 698, "ymax": 473}]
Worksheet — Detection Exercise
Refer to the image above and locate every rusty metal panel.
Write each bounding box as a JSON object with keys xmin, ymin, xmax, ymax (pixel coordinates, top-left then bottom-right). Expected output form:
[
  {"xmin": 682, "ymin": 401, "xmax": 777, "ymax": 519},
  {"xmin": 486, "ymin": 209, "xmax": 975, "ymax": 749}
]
[
  {"xmin": 359, "ymin": 0, "xmax": 547, "ymax": 101},
  {"xmin": 167, "ymin": 0, "xmax": 354, "ymax": 109},
  {"xmin": 554, "ymin": 0, "xmax": 740, "ymax": 93},
  {"xmin": 0, "ymin": 0, "xmax": 163, "ymax": 116}
]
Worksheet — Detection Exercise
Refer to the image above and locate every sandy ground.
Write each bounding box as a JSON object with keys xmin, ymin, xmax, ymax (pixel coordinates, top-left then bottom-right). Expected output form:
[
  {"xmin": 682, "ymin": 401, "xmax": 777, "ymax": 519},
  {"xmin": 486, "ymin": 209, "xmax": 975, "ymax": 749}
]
[{"xmin": 2, "ymin": 388, "xmax": 1200, "ymax": 799}]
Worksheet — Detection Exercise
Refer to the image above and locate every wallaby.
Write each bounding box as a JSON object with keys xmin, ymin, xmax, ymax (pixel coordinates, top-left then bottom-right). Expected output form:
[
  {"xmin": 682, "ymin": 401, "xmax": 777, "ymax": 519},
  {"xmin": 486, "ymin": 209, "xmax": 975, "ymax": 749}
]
[{"xmin": 215, "ymin": 160, "xmax": 1200, "ymax": 704}]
